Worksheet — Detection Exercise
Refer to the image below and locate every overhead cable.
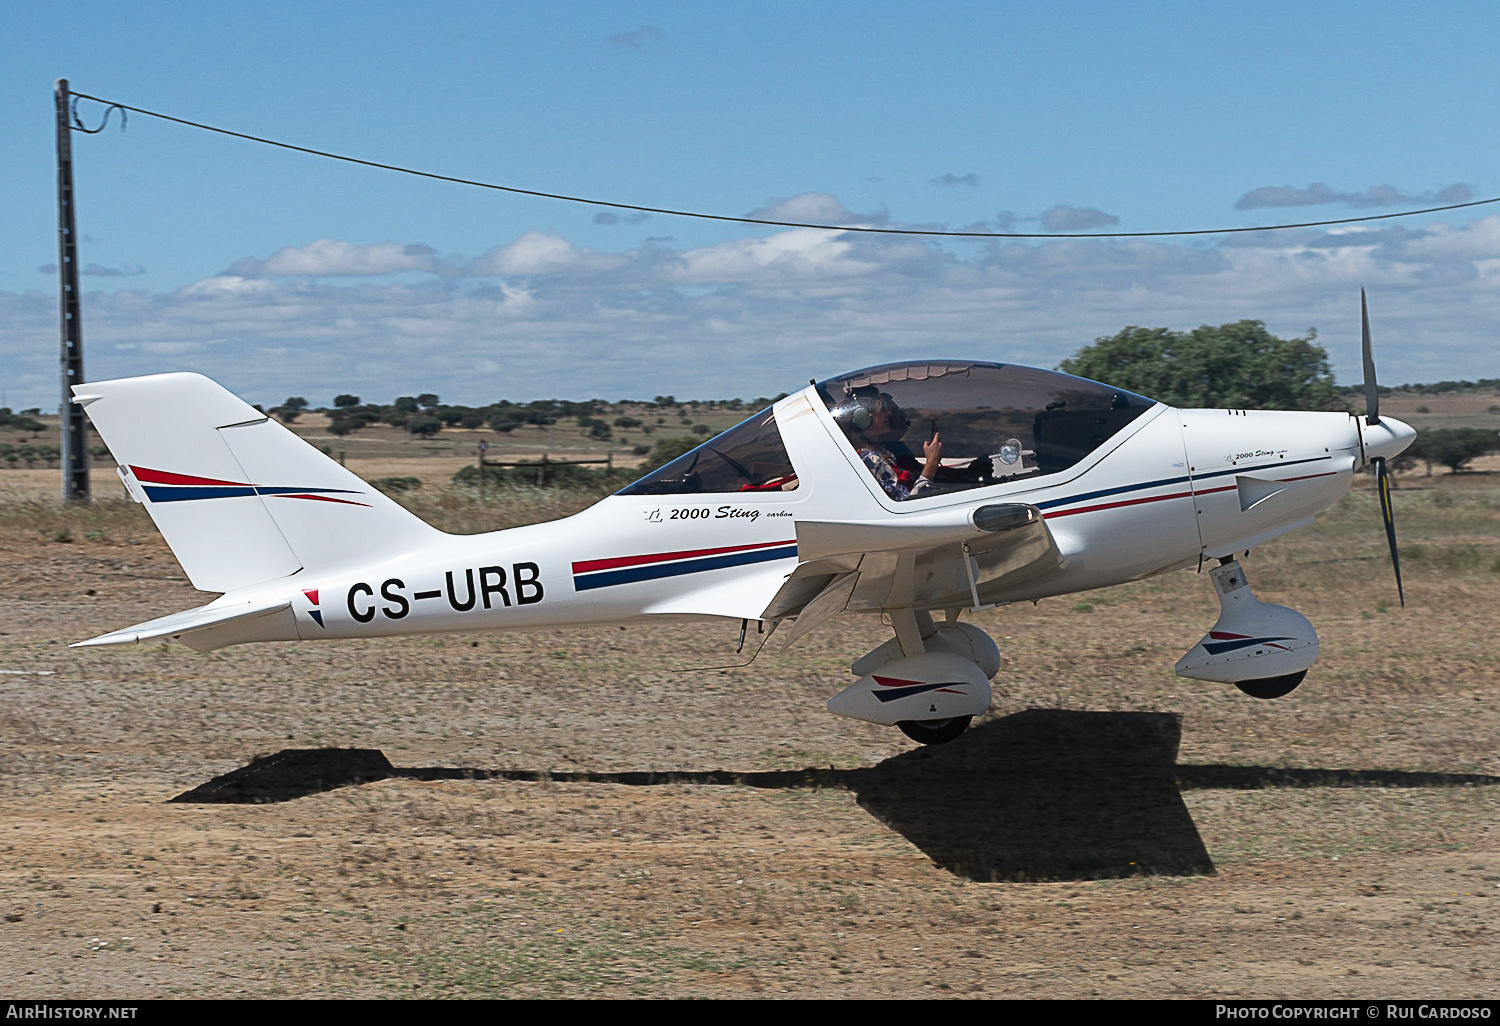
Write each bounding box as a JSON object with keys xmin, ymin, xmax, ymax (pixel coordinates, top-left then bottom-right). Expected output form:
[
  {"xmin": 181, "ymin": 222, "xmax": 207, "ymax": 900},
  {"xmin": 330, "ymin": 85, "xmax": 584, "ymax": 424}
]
[{"xmin": 69, "ymin": 91, "xmax": 1500, "ymax": 239}]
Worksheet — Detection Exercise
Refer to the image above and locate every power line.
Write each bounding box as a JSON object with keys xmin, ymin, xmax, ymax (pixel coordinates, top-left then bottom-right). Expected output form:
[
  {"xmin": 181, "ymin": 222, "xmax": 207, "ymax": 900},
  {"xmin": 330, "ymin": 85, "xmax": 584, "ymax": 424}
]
[{"xmin": 70, "ymin": 91, "xmax": 1500, "ymax": 240}]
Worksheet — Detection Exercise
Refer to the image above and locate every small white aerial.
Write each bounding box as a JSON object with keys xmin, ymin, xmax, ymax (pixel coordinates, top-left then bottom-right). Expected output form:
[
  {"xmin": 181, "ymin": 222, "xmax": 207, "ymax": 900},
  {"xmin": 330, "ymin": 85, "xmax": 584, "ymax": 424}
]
[{"xmin": 70, "ymin": 296, "xmax": 1414, "ymax": 746}]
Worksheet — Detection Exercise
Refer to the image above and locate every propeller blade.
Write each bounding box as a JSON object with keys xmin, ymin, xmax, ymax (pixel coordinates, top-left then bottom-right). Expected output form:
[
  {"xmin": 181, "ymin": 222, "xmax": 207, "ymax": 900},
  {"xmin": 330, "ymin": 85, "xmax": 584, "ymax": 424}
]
[
  {"xmin": 1361, "ymin": 288, "xmax": 1381, "ymax": 426},
  {"xmin": 1374, "ymin": 456, "xmax": 1404, "ymax": 607}
]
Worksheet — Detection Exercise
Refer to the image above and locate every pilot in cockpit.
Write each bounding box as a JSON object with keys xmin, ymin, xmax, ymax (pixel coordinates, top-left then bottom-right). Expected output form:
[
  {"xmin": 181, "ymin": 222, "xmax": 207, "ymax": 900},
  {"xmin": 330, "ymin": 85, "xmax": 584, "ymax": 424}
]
[{"xmin": 833, "ymin": 387, "xmax": 945, "ymax": 501}]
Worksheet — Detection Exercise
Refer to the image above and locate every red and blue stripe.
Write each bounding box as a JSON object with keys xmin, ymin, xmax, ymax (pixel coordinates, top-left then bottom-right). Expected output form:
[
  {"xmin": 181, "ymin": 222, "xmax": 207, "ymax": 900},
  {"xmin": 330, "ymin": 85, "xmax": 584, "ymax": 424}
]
[
  {"xmin": 572, "ymin": 539, "xmax": 798, "ymax": 592},
  {"xmin": 1036, "ymin": 455, "xmax": 1335, "ymax": 519},
  {"xmin": 129, "ymin": 466, "xmax": 370, "ymax": 506}
]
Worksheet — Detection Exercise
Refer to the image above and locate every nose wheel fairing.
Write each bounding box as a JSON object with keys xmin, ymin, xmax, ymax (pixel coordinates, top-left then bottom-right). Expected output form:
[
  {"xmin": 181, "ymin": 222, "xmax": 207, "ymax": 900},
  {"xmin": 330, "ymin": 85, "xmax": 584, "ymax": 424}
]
[{"xmin": 1176, "ymin": 560, "xmax": 1317, "ymax": 693}]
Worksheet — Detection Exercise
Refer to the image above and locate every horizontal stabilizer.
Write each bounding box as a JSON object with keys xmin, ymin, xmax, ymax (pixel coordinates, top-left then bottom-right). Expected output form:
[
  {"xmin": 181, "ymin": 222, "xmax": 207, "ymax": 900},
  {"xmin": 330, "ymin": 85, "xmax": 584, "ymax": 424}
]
[{"xmin": 71, "ymin": 599, "xmax": 293, "ymax": 653}]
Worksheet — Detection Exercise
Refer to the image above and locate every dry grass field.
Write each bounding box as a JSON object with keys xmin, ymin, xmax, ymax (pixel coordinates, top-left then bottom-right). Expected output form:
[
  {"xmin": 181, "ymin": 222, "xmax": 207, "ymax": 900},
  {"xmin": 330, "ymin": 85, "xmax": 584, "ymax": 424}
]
[{"xmin": 1, "ymin": 402, "xmax": 1499, "ymax": 999}]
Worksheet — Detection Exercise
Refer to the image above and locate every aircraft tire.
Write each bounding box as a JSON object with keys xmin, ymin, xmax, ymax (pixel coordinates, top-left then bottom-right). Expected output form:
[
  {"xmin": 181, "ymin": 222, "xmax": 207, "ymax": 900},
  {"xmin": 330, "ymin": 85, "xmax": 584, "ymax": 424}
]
[
  {"xmin": 896, "ymin": 716, "xmax": 972, "ymax": 745},
  {"xmin": 1233, "ymin": 670, "xmax": 1307, "ymax": 700}
]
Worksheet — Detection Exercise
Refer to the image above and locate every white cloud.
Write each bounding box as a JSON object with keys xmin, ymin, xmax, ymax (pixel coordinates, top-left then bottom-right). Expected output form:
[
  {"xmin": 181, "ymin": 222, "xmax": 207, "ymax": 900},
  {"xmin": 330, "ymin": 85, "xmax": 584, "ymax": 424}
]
[
  {"xmin": 670, "ymin": 228, "xmax": 879, "ymax": 282},
  {"xmin": 464, "ymin": 232, "xmax": 629, "ymax": 276},
  {"xmin": 1392, "ymin": 215, "xmax": 1500, "ymax": 262},
  {"xmin": 229, "ymin": 239, "xmax": 438, "ymax": 277},
  {"xmin": 745, "ymin": 192, "xmax": 888, "ymax": 226},
  {"xmin": 4, "ymin": 200, "xmax": 1500, "ymax": 408}
]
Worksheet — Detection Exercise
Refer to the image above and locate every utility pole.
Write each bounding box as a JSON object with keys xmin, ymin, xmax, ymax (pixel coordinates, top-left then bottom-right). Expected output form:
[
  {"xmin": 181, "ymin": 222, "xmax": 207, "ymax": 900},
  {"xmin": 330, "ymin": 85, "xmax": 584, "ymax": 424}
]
[{"xmin": 55, "ymin": 78, "xmax": 90, "ymax": 505}]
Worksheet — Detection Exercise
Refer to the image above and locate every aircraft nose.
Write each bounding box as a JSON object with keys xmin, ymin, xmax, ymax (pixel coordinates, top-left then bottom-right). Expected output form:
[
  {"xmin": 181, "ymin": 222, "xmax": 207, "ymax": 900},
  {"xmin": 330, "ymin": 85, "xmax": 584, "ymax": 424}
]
[{"xmin": 1363, "ymin": 416, "xmax": 1417, "ymax": 463}]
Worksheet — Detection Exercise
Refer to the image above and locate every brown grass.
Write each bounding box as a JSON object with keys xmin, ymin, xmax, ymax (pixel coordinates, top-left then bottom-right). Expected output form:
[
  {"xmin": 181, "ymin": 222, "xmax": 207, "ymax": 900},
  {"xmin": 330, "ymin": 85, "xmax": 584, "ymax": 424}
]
[{"xmin": 2, "ymin": 444, "xmax": 1499, "ymax": 998}]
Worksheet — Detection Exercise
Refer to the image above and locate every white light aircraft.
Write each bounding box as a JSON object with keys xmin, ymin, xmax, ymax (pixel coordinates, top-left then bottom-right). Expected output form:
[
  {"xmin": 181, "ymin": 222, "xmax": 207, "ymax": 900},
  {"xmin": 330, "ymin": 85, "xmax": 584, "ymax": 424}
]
[{"xmin": 70, "ymin": 296, "xmax": 1415, "ymax": 746}]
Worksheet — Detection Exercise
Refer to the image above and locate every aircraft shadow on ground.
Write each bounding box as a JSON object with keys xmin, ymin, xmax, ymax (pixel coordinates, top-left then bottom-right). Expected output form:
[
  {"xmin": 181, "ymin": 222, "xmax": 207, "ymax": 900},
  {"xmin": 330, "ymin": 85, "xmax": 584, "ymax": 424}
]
[{"xmin": 170, "ymin": 709, "xmax": 1500, "ymax": 883}]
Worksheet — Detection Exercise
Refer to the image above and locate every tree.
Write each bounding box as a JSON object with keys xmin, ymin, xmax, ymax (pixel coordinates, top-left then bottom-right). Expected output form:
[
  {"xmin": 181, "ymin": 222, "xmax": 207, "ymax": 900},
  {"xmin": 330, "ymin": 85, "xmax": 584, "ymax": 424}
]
[
  {"xmin": 487, "ymin": 410, "xmax": 526, "ymax": 434},
  {"xmin": 1059, "ymin": 321, "xmax": 1343, "ymax": 410},
  {"xmin": 639, "ymin": 436, "xmax": 701, "ymax": 474},
  {"xmin": 1406, "ymin": 428, "xmax": 1500, "ymax": 475},
  {"xmin": 333, "ymin": 394, "xmax": 361, "ymax": 408},
  {"xmin": 406, "ymin": 415, "xmax": 442, "ymax": 438}
]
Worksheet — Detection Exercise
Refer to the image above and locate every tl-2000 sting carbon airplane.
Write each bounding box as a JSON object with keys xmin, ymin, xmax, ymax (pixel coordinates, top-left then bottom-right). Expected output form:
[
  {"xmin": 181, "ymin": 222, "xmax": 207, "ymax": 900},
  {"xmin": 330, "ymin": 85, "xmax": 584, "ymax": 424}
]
[{"xmin": 71, "ymin": 311, "xmax": 1415, "ymax": 746}]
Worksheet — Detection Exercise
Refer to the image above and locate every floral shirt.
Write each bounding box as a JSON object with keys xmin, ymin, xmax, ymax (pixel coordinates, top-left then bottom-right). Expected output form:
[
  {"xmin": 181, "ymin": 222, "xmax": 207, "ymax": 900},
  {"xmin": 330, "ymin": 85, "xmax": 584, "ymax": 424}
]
[{"xmin": 858, "ymin": 446, "xmax": 932, "ymax": 501}]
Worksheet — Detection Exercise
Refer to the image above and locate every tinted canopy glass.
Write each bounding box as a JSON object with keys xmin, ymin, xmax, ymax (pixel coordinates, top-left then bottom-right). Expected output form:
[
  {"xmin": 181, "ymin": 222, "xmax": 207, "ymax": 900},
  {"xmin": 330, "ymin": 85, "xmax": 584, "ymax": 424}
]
[
  {"xmin": 816, "ymin": 361, "xmax": 1154, "ymax": 500},
  {"xmin": 618, "ymin": 408, "xmax": 799, "ymax": 495}
]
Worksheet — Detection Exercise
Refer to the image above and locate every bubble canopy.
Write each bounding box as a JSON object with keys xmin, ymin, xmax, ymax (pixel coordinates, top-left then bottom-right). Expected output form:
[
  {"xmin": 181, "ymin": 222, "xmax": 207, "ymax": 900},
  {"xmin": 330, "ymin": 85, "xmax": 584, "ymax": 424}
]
[
  {"xmin": 617, "ymin": 361, "xmax": 1155, "ymax": 498},
  {"xmin": 816, "ymin": 361, "xmax": 1156, "ymax": 498}
]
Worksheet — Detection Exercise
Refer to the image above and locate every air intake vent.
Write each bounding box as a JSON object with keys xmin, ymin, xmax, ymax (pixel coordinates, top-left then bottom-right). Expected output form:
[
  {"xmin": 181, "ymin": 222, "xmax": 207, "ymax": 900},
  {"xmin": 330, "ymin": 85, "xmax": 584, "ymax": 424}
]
[{"xmin": 972, "ymin": 503, "xmax": 1040, "ymax": 533}]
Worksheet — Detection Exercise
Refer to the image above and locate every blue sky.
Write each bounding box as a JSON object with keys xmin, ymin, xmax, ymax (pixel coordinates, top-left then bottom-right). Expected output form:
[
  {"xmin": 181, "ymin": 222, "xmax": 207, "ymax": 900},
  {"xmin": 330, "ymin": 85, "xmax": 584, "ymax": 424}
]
[{"xmin": 3, "ymin": 2, "xmax": 1499, "ymax": 408}]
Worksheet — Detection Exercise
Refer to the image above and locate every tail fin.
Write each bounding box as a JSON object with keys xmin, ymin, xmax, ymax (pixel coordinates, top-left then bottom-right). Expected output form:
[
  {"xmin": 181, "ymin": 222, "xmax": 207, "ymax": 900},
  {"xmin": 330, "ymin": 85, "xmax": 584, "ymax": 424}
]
[{"xmin": 75, "ymin": 372, "xmax": 440, "ymax": 593}]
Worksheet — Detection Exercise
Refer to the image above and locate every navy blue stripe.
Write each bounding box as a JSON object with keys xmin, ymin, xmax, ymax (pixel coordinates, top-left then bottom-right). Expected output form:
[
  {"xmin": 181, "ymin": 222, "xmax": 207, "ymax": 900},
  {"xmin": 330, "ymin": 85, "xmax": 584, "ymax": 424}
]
[
  {"xmin": 872, "ymin": 682, "xmax": 962, "ymax": 703},
  {"xmin": 1034, "ymin": 456, "xmax": 1331, "ymax": 511},
  {"xmin": 1034, "ymin": 474, "xmax": 1189, "ymax": 510},
  {"xmin": 143, "ymin": 484, "xmax": 361, "ymax": 503},
  {"xmin": 254, "ymin": 486, "xmax": 361, "ymax": 497},
  {"xmin": 574, "ymin": 544, "xmax": 798, "ymax": 591},
  {"xmin": 1203, "ymin": 635, "xmax": 1294, "ymax": 655},
  {"xmin": 143, "ymin": 485, "xmax": 258, "ymax": 502}
]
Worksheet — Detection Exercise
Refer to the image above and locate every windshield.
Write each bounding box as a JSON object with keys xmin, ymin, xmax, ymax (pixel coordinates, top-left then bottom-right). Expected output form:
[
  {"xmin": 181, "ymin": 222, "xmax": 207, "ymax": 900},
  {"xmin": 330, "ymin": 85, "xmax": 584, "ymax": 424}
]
[
  {"xmin": 816, "ymin": 361, "xmax": 1153, "ymax": 500},
  {"xmin": 617, "ymin": 408, "xmax": 799, "ymax": 495}
]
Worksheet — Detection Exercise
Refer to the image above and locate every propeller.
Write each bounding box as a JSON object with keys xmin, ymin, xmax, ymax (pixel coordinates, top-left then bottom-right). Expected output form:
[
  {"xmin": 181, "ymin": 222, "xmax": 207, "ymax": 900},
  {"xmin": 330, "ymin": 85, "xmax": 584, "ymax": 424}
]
[{"xmin": 1361, "ymin": 288, "xmax": 1405, "ymax": 607}]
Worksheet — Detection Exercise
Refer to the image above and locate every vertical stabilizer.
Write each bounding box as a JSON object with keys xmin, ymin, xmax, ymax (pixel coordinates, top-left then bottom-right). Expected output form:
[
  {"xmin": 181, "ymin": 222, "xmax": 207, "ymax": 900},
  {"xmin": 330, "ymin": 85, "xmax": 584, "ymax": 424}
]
[{"xmin": 75, "ymin": 372, "xmax": 440, "ymax": 593}]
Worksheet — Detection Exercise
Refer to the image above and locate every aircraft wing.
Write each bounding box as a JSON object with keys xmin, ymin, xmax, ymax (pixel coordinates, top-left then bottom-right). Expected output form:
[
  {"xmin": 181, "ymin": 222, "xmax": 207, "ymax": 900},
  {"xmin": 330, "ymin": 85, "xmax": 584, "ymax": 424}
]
[{"xmin": 763, "ymin": 503, "xmax": 1062, "ymax": 644}]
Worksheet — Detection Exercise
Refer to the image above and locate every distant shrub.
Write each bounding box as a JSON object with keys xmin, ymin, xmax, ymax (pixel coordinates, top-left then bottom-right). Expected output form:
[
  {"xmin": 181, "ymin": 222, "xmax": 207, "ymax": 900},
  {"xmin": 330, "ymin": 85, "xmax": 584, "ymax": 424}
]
[
  {"xmin": 451, "ymin": 462, "xmax": 630, "ymax": 492},
  {"xmin": 637, "ymin": 436, "xmax": 701, "ymax": 475},
  {"xmin": 1408, "ymin": 428, "xmax": 1500, "ymax": 474},
  {"xmin": 406, "ymin": 416, "xmax": 443, "ymax": 438},
  {"xmin": 372, "ymin": 476, "xmax": 423, "ymax": 494}
]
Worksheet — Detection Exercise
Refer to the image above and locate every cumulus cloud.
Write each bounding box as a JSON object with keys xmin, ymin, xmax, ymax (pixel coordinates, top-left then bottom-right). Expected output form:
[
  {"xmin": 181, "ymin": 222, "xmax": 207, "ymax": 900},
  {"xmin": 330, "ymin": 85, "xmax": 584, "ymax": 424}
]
[
  {"xmin": 670, "ymin": 228, "xmax": 881, "ymax": 282},
  {"xmin": 931, "ymin": 173, "xmax": 979, "ymax": 187},
  {"xmin": 745, "ymin": 192, "xmax": 888, "ymax": 226},
  {"xmin": 1039, "ymin": 205, "xmax": 1120, "ymax": 232},
  {"xmin": 464, "ymin": 231, "xmax": 629, "ymax": 277},
  {"xmin": 608, "ymin": 25, "xmax": 664, "ymax": 48},
  {"xmin": 1235, "ymin": 182, "xmax": 1473, "ymax": 210},
  {"xmin": 229, "ymin": 239, "xmax": 438, "ymax": 277},
  {"xmin": 5, "ymin": 196, "xmax": 1500, "ymax": 408}
]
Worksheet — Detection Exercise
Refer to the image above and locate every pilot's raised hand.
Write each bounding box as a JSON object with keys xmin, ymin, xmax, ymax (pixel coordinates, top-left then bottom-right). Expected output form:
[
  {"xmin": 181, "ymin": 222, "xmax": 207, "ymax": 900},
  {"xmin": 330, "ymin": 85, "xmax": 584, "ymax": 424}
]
[{"xmin": 921, "ymin": 431, "xmax": 943, "ymax": 479}]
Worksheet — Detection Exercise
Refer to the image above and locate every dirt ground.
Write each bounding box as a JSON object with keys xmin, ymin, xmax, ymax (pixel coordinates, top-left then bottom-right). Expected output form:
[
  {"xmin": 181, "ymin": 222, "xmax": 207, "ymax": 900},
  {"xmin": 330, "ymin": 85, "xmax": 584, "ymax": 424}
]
[{"xmin": 2, "ymin": 461, "xmax": 1499, "ymax": 999}]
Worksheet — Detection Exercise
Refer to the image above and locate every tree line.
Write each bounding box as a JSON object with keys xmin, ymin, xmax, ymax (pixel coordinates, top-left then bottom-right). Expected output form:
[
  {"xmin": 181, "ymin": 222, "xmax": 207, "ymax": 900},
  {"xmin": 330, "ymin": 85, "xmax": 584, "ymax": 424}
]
[{"xmin": 261, "ymin": 392, "xmax": 788, "ymax": 440}]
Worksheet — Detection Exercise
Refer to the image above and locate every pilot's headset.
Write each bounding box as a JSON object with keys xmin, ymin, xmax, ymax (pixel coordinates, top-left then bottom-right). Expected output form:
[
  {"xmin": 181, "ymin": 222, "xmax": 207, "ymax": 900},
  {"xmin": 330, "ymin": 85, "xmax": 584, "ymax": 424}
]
[{"xmin": 832, "ymin": 388, "xmax": 890, "ymax": 434}]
